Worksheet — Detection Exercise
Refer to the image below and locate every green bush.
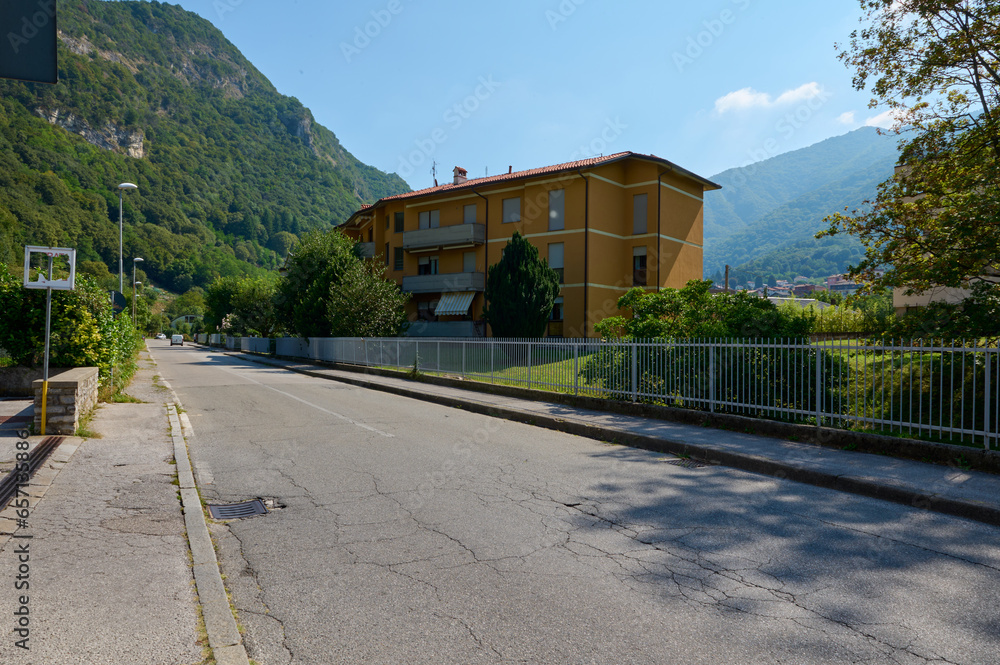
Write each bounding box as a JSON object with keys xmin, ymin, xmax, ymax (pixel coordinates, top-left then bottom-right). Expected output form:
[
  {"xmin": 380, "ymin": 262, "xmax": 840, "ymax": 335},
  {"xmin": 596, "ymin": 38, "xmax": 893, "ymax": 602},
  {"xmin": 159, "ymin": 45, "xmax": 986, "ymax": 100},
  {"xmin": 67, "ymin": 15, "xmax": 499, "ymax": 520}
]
[
  {"xmin": 583, "ymin": 280, "xmax": 841, "ymax": 416},
  {"xmin": 0, "ymin": 263, "xmax": 142, "ymax": 394}
]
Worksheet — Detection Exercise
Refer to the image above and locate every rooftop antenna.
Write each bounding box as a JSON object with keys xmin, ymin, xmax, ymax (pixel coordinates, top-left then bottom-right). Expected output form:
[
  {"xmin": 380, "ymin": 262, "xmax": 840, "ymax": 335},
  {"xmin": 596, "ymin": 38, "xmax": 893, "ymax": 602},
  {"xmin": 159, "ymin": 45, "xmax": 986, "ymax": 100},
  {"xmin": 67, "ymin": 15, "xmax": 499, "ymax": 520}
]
[{"xmin": 431, "ymin": 160, "xmax": 438, "ymax": 187}]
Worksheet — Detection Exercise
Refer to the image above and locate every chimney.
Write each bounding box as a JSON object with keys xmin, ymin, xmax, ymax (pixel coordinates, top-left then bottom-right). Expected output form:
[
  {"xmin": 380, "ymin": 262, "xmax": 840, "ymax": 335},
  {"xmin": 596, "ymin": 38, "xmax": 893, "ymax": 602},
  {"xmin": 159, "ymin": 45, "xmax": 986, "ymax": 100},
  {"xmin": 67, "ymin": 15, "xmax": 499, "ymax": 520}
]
[
  {"xmin": 453, "ymin": 166, "xmax": 468, "ymax": 185},
  {"xmin": 508, "ymin": 165, "xmax": 512, "ymax": 174}
]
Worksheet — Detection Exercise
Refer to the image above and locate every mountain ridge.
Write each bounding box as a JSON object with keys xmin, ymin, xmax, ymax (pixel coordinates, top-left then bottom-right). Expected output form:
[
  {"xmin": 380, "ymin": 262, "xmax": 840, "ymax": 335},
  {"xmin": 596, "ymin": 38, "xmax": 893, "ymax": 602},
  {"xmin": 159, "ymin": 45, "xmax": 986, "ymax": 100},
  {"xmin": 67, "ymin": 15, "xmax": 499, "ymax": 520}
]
[
  {"xmin": 703, "ymin": 127, "xmax": 901, "ymax": 281},
  {"xmin": 0, "ymin": 0, "xmax": 409, "ymax": 291}
]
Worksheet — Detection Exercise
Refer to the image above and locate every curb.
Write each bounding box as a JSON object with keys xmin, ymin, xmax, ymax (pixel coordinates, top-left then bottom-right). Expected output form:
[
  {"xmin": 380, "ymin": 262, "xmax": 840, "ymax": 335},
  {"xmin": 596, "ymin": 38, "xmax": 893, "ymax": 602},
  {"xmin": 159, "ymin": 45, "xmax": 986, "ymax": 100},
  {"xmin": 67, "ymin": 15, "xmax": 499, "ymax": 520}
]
[
  {"xmin": 165, "ymin": 392, "xmax": 250, "ymax": 665},
  {"xmin": 221, "ymin": 349, "xmax": 1000, "ymax": 528}
]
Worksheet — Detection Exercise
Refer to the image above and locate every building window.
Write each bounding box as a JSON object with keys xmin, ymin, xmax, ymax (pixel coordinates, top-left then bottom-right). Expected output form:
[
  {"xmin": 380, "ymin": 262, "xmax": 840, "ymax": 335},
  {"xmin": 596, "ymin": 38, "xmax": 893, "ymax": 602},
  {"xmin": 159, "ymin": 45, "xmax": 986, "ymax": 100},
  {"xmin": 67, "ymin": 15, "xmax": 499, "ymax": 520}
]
[
  {"xmin": 384, "ymin": 242, "xmax": 389, "ymax": 265},
  {"xmin": 394, "ymin": 212, "xmax": 404, "ymax": 233},
  {"xmin": 548, "ymin": 242, "xmax": 564, "ymax": 284},
  {"xmin": 464, "ymin": 204, "xmax": 477, "ymax": 224},
  {"xmin": 633, "ymin": 193, "xmax": 648, "ymax": 235},
  {"xmin": 419, "ymin": 210, "xmax": 440, "ymax": 229},
  {"xmin": 418, "ymin": 256, "xmax": 439, "ymax": 275},
  {"xmin": 548, "ymin": 297, "xmax": 564, "ymax": 337},
  {"xmin": 633, "ymin": 246, "xmax": 647, "ymax": 286},
  {"xmin": 502, "ymin": 197, "xmax": 521, "ymax": 223},
  {"xmin": 548, "ymin": 189, "xmax": 564, "ymax": 231},
  {"xmin": 368, "ymin": 228, "xmax": 374, "ymax": 242},
  {"xmin": 550, "ymin": 297, "xmax": 564, "ymax": 321},
  {"xmin": 417, "ymin": 301, "xmax": 438, "ymax": 322},
  {"xmin": 463, "ymin": 251, "xmax": 477, "ymax": 273},
  {"xmin": 394, "ymin": 247, "xmax": 404, "ymax": 271}
]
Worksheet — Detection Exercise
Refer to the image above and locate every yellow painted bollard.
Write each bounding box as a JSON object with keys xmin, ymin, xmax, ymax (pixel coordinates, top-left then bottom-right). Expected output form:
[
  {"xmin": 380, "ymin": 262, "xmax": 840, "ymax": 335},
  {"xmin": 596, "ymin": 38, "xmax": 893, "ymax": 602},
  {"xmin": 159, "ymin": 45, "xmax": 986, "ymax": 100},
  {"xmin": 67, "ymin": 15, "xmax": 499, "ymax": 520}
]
[{"xmin": 40, "ymin": 380, "xmax": 48, "ymax": 436}]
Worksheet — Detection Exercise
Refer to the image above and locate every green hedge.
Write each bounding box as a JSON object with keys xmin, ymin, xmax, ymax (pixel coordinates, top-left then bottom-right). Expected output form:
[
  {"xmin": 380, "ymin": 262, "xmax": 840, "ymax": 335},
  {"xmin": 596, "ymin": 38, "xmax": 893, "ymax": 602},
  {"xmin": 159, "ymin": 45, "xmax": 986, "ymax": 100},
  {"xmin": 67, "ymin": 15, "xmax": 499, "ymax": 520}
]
[{"xmin": 0, "ymin": 263, "xmax": 143, "ymax": 394}]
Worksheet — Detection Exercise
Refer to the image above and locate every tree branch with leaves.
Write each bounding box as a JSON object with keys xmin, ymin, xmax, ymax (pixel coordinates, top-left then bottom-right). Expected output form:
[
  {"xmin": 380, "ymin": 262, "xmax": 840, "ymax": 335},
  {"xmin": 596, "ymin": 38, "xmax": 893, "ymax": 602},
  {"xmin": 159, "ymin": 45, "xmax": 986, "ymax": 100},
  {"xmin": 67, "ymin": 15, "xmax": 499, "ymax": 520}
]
[{"xmin": 822, "ymin": 0, "xmax": 1000, "ymax": 294}]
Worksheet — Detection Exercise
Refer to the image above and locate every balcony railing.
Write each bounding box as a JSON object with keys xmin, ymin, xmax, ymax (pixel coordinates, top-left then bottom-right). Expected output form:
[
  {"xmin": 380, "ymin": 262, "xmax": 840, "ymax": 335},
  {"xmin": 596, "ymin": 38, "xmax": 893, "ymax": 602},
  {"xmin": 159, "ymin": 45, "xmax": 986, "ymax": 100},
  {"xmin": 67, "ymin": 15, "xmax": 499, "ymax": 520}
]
[
  {"xmin": 405, "ymin": 321, "xmax": 484, "ymax": 337},
  {"xmin": 403, "ymin": 223, "xmax": 485, "ymax": 252},
  {"xmin": 402, "ymin": 271, "xmax": 485, "ymax": 294}
]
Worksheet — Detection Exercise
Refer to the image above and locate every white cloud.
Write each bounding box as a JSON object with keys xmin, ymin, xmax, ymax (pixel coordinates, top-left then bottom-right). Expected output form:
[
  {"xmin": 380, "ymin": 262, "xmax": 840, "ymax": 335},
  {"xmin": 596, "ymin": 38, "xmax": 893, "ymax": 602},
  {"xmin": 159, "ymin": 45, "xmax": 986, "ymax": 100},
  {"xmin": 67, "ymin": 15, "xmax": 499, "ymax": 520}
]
[
  {"xmin": 864, "ymin": 109, "xmax": 899, "ymax": 129},
  {"xmin": 774, "ymin": 82, "xmax": 824, "ymax": 105},
  {"xmin": 715, "ymin": 82, "xmax": 825, "ymax": 114},
  {"xmin": 714, "ymin": 87, "xmax": 771, "ymax": 113},
  {"xmin": 837, "ymin": 111, "xmax": 856, "ymax": 125}
]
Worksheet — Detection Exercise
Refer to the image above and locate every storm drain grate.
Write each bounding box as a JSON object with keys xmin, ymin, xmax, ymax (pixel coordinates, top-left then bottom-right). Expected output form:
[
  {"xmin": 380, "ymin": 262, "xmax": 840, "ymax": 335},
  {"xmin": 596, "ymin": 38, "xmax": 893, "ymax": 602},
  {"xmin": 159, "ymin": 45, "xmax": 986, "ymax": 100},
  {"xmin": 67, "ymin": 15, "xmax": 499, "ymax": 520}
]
[
  {"xmin": 664, "ymin": 458, "xmax": 709, "ymax": 469},
  {"xmin": 207, "ymin": 499, "xmax": 268, "ymax": 520},
  {"xmin": 0, "ymin": 436, "xmax": 65, "ymax": 509}
]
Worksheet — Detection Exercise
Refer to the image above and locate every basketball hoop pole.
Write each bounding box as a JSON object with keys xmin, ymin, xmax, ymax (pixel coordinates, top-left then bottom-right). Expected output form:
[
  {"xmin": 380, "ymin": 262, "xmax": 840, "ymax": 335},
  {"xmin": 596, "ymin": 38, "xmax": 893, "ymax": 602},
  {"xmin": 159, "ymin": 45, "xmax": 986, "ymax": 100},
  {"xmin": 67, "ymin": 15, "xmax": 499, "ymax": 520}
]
[{"xmin": 40, "ymin": 256, "xmax": 53, "ymax": 436}]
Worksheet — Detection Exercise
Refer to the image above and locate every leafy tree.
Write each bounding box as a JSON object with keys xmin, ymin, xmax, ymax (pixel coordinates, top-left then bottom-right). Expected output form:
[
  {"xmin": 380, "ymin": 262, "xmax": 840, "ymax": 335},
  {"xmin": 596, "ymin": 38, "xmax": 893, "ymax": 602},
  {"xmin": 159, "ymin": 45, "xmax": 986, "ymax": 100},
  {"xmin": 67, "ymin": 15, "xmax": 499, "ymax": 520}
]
[
  {"xmin": 276, "ymin": 229, "xmax": 360, "ymax": 337},
  {"xmin": 823, "ymin": 0, "xmax": 1000, "ymax": 293},
  {"xmin": 326, "ymin": 260, "xmax": 409, "ymax": 337},
  {"xmin": 594, "ymin": 280, "xmax": 814, "ymax": 339},
  {"xmin": 483, "ymin": 232, "xmax": 561, "ymax": 338},
  {"xmin": 269, "ymin": 231, "xmax": 299, "ymax": 258},
  {"xmin": 813, "ymin": 290, "xmax": 846, "ymax": 307},
  {"xmin": 165, "ymin": 287, "xmax": 206, "ymax": 320},
  {"xmin": 148, "ymin": 313, "xmax": 172, "ymax": 336},
  {"xmin": 205, "ymin": 275, "xmax": 281, "ymax": 337}
]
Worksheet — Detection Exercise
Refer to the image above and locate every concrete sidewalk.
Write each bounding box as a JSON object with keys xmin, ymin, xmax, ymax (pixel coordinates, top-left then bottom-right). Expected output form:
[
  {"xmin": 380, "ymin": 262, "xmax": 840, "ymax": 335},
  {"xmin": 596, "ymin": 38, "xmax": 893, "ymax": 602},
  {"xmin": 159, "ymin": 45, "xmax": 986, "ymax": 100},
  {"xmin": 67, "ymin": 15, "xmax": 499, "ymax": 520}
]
[
  {"xmin": 0, "ymin": 347, "xmax": 245, "ymax": 665},
  {"xmin": 216, "ymin": 348, "xmax": 1000, "ymax": 528}
]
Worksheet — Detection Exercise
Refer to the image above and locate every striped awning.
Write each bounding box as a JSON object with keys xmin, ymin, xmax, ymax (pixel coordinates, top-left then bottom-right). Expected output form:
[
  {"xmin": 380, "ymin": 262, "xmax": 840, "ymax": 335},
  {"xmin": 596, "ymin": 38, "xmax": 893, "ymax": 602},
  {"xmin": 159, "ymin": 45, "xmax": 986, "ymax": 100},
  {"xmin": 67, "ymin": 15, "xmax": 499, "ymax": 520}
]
[{"xmin": 434, "ymin": 292, "xmax": 476, "ymax": 317}]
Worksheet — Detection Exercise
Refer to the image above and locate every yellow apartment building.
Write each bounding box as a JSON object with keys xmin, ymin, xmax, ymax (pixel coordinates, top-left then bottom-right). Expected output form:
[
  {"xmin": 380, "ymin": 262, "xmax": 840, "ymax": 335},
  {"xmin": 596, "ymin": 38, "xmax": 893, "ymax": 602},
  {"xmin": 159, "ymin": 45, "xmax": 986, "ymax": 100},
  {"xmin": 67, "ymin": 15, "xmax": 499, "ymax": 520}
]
[{"xmin": 340, "ymin": 152, "xmax": 721, "ymax": 337}]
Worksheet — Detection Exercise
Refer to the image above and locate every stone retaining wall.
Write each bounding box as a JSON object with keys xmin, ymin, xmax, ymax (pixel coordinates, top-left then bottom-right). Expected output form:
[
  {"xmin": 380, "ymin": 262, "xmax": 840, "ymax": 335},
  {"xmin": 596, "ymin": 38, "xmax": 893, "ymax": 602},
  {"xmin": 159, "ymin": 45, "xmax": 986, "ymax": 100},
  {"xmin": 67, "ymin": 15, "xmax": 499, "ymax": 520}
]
[{"xmin": 33, "ymin": 367, "xmax": 100, "ymax": 435}]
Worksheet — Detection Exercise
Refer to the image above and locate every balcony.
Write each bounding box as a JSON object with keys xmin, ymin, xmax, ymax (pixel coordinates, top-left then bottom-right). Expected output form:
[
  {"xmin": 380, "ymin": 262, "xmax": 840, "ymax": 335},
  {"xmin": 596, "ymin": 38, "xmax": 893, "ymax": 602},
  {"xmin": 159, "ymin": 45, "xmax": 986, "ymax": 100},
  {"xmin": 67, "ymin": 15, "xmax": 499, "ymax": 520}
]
[
  {"xmin": 403, "ymin": 223, "xmax": 485, "ymax": 252},
  {"xmin": 357, "ymin": 242, "xmax": 376, "ymax": 259},
  {"xmin": 402, "ymin": 271, "xmax": 485, "ymax": 294},
  {"xmin": 405, "ymin": 321, "xmax": 484, "ymax": 337}
]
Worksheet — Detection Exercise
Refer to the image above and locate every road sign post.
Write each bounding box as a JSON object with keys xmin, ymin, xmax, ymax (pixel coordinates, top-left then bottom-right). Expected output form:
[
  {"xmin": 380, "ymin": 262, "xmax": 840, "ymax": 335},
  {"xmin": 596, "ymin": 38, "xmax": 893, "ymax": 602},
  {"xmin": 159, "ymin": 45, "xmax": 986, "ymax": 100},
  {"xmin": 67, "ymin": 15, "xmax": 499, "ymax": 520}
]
[{"xmin": 24, "ymin": 246, "xmax": 76, "ymax": 436}]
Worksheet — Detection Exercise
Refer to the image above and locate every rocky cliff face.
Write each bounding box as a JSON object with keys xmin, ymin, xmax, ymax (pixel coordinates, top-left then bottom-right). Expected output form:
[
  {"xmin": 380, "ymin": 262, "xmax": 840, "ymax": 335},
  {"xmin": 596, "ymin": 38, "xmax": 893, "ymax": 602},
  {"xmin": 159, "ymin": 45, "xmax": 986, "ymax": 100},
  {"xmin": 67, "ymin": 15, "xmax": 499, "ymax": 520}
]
[{"xmin": 35, "ymin": 108, "xmax": 145, "ymax": 159}]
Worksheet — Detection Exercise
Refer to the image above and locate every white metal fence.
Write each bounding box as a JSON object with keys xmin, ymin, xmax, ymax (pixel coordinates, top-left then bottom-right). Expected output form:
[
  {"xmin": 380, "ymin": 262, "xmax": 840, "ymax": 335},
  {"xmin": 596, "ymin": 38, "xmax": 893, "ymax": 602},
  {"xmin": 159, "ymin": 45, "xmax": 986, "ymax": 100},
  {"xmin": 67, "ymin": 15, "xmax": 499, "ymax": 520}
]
[{"xmin": 213, "ymin": 336, "xmax": 999, "ymax": 449}]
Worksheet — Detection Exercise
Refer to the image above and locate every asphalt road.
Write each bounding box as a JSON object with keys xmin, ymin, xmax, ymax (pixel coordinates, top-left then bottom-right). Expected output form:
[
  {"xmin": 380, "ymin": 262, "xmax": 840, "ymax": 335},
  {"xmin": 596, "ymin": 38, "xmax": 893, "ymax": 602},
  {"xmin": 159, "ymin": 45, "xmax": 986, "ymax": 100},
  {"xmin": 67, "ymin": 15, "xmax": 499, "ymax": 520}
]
[{"xmin": 152, "ymin": 341, "xmax": 1000, "ymax": 665}]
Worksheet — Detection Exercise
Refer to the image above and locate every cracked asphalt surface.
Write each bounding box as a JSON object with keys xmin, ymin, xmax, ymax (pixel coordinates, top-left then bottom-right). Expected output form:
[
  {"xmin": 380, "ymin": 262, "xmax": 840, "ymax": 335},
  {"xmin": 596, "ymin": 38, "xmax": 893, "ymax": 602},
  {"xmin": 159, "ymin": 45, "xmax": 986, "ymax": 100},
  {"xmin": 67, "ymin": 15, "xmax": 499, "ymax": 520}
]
[{"xmin": 154, "ymin": 342, "xmax": 1000, "ymax": 665}]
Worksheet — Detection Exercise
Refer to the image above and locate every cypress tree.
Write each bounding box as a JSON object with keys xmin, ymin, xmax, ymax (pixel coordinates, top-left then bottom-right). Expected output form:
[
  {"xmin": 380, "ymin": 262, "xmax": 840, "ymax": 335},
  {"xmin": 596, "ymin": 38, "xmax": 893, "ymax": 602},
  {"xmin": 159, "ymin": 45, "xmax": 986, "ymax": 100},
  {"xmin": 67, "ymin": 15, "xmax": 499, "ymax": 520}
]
[{"xmin": 483, "ymin": 232, "xmax": 560, "ymax": 337}]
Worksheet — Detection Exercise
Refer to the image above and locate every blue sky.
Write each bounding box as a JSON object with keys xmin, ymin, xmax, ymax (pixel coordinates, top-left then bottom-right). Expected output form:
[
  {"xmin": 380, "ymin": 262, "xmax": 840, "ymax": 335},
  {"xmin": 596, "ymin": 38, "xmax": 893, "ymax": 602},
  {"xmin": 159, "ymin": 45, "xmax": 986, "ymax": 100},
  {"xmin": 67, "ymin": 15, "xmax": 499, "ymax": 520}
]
[{"xmin": 168, "ymin": 0, "xmax": 890, "ymax": 190}]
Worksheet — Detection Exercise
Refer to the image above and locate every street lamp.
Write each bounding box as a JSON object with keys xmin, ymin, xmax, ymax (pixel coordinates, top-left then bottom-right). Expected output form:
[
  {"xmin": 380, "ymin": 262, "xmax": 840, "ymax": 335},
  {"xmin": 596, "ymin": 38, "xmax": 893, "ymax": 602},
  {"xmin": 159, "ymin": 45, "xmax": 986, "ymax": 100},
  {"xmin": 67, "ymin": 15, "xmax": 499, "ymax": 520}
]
[
  {"xmin": 132, "ymin": 257, "xmax": 144, "ymax": 327},
  {"xmin": 118, "ymin": 183, "xmax": 138, "ymax": 293}
]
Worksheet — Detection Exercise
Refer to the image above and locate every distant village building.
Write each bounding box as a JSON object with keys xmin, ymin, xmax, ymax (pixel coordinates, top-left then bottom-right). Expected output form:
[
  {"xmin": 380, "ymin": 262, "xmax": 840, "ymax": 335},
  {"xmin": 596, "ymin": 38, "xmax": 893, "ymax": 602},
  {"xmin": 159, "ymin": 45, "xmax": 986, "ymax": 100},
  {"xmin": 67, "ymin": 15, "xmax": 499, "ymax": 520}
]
[
  {"xmin": 793, "ymin": 284, "xmax": 820, "ymax": 297},
  {"xmin": 827, "ymin": 274, "xmax": 860, "ymax": 295},
  {"xmin": 341, "ymin": 152, "xmax": 720, "ymax": 337},
  {"xmin": 893, "ymin": 283, "xmax": 983, "ymax": 316}
]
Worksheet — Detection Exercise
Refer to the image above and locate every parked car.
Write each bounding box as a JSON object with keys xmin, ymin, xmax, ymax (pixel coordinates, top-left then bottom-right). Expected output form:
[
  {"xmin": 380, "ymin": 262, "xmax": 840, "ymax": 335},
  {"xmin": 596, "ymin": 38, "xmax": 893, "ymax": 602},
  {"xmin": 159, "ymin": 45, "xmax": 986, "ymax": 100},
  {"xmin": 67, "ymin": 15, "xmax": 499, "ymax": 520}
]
[
  {"xmin": 170, "ymin": 334, "xmax": 184, "ymax": 346},
  {"xmin": 156, "ymin": 333, "xmax": 167, "ymax": 340}
]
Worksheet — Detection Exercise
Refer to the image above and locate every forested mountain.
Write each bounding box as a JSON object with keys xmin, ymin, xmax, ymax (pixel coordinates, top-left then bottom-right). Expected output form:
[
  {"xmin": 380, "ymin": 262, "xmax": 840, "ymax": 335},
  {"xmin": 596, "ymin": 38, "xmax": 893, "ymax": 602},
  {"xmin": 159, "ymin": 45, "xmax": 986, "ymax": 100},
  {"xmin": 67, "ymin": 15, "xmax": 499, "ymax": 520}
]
[
  {"xmin": 0, "ymin": 0, "xmax": 408, "ymax": 292},
  {"xmin": 703, "ymin": 127, "xmax": 901, "ymax": 282}
]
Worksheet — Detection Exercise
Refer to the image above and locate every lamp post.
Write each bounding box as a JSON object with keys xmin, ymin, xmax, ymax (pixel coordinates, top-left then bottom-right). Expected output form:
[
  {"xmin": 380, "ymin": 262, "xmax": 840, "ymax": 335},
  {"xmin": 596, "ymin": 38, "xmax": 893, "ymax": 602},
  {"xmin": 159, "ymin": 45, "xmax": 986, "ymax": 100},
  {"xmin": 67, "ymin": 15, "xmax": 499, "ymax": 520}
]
[
  {"xmin": 132, "ymin": 257, "xmax": 144, "ymax": 327},
  {"xmin": 118, "ymin": 183, "xmax": 138, "ymax": 293}
]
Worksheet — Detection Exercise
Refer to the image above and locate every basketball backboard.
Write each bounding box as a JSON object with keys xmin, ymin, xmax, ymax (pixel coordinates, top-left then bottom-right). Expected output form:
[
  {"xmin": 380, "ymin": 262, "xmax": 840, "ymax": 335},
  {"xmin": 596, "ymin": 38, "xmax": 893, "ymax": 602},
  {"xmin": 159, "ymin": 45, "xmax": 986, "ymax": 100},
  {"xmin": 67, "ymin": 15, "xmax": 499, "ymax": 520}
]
[{"xmin": 23, "ymin": 246, "xmax": 76, "ymax": 290}]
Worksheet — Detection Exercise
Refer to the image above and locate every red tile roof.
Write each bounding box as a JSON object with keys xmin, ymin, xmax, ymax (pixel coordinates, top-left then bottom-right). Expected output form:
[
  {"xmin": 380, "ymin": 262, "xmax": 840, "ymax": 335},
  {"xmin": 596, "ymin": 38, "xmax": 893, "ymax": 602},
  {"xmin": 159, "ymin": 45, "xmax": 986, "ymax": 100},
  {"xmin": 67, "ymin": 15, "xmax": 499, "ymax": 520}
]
[{"xmin": 343, "ymin": 151, "xmax": 720, "ymax": 227}]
